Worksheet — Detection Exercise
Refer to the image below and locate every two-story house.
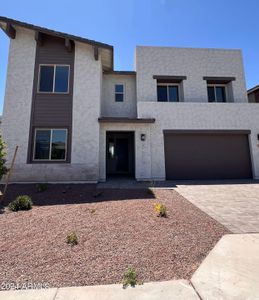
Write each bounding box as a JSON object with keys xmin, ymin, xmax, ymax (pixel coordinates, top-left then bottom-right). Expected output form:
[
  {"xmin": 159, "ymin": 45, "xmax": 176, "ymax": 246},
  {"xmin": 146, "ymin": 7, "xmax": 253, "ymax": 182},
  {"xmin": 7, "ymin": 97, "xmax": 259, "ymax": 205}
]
[{"xmin": 1, "ymin": 16, "xmax": 259, "ymax": 182}]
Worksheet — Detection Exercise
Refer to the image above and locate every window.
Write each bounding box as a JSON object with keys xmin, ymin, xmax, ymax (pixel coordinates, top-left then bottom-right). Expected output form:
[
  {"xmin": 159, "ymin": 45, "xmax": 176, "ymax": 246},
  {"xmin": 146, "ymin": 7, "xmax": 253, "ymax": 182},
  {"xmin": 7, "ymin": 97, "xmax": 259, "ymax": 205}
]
[
  {"xmin": 34, "ymin": 129, "xmax": 67, "ymax": 161},
  {"xmin": 38, "ymin": 65, "xmax": 69, "ymax": 93},
  {"xmin": 157, "ymin": 84, "xmax": 179, "ymax": 102},
  {"xmin": 115, "ymin": 84, "xmax": 124, "ymax": 102},
  {"xmin": 207, "ymin": 85, "xmax": 226, "ymax": 102}
]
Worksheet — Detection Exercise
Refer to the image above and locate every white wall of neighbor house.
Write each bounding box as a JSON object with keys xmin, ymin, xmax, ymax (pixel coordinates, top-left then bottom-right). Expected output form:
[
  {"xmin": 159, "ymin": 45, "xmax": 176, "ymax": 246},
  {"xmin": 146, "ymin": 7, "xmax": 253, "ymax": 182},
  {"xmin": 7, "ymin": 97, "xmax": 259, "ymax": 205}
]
[
  {"xmin": 99, "ymin": 123, "xmax": 152, "ymax": 181},
  {"xmin": 101, "ymin": 74, "xmax": 137, "ymax": 117},
  {"xmin": 1, "ymin": 27, "xmax": 36, "ymax": 165},
  {"xmin": 135, "ymin": 46, "xmax": 248, "ymax": 103},
  {"xmin": 138, "ymin": 102, "xmax": 259, "ymax": 180}
]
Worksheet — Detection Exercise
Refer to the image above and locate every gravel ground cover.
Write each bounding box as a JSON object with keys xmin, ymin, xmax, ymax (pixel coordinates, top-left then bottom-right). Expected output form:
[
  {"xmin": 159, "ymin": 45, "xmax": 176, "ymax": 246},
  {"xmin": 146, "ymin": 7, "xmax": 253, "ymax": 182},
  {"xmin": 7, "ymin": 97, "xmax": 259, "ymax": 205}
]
[{"xmin": 0, "ymin": 184, "xmax": 230, "ymax": 288}]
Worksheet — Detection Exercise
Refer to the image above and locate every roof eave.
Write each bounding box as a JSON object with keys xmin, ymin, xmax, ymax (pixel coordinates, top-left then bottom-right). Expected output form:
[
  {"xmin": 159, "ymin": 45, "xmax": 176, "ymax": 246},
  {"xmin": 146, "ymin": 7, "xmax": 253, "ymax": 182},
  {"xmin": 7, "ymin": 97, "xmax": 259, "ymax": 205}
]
[{"xmin": 0, "ymin": 16, "xmax": 114, "ymax": 70}]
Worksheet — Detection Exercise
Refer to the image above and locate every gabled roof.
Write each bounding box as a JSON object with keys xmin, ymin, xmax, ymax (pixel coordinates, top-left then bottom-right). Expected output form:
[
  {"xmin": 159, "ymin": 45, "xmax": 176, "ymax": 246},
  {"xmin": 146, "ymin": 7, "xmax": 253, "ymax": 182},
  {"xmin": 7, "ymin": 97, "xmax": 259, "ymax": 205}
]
[
  {"xmin": 0, "ymin": 16, "xmax": 114, "ymax": 70},
  {"xmin": 247, "ymin": 85, "xmax": 259, "ymax": 94}
]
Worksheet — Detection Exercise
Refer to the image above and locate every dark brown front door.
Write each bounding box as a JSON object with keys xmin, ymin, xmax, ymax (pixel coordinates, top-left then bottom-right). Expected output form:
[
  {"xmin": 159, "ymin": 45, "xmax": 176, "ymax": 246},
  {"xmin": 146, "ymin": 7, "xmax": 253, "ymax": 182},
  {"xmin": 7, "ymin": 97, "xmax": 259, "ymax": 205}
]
[
  {"xmin": 106, "ymin": 132, "xmax": 135, "ymax": 176},
  {"xmin": 164, "ymin": 131, "xmax": 252, "ymax": 180}
]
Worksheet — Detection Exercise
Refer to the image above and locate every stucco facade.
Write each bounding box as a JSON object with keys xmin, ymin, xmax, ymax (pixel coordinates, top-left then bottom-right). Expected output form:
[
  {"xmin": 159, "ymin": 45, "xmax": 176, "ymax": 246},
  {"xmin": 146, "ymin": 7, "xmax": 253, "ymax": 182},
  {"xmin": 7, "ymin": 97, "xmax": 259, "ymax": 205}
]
[
  {"xmin": 136, "ymin": 46, "xmax": 248, "ymax": 103},
  {"xmin": 1, "ymin": 17, "xmax": 258, "ymax": 182},
  {"xmin": 101, "ymin": 74, "xmax": 137, "ymax": 117}
]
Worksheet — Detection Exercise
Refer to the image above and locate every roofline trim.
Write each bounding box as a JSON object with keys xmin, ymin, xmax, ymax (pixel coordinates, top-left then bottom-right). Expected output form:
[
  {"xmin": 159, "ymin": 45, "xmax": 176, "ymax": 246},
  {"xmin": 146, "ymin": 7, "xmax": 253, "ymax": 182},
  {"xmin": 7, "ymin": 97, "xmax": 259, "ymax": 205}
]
[
  {"xmin": 247, "ymin": 85, "xmax": 259, "ymax": 94},
  {"xmin": 0, "ymin": 16, "xmax": 113, "ymax": 50}
]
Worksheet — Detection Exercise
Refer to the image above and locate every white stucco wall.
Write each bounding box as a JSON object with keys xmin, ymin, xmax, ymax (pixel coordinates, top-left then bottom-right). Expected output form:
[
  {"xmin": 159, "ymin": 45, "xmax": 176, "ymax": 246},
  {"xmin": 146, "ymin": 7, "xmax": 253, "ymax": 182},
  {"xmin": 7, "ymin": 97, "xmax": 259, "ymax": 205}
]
[
  {"xmin": 101, "ymin": 74, "xmax": 137, "ymax": 117},
  {"xmin": 71, "ymin": 42, "xmax": 102, "ymax": 181},
  {"xmin": 136, "ymin": 46, "xmax": 248, "ymax": 103},
  {"xmin": 138, "ymin": 102, "xmax": 259, "ymax": 180},
  {"xmin": 2, "ymin": 27, "xmax": 36, "ymax": 164}
]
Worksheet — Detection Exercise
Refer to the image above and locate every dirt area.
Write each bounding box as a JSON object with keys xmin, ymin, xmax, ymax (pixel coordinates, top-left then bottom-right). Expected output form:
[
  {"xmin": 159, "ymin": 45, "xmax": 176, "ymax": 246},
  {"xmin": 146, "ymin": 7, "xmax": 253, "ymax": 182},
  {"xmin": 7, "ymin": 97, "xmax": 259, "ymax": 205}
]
[{"xmin": 0, "ymin": 184, "xmax": 230, "ymax": 288}]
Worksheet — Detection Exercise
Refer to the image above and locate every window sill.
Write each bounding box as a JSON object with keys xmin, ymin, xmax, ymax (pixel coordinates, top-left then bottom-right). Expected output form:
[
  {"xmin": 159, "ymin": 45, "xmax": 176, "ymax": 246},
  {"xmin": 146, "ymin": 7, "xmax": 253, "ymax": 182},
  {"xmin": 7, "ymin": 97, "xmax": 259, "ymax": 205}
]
[
  {"xmin": 29, "ymin": 160, "xmax": 70, "ymax": 164},
  {"xmin": 36, "ymin": 92, "xmax": 70, "ymax": 95}
]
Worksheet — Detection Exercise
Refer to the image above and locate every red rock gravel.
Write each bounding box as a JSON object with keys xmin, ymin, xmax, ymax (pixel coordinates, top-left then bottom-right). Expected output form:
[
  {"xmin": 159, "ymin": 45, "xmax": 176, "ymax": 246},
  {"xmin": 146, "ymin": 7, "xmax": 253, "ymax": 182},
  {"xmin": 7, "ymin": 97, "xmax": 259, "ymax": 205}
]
[{"xmin": 0, "ymin": 184, "xmax": 229, "ymax": 288}]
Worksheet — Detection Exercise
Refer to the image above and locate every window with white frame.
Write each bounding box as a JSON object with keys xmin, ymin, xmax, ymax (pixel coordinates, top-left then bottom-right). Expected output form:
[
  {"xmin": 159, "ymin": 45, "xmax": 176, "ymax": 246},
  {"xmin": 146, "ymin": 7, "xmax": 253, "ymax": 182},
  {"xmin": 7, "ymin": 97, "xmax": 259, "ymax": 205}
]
[
  {"xmin": 34, "ymin": 129, "xmax": 67, "ymax": 161},
  {"xmin": 157, "ymin": 84, "xmax": 179, "ymax": 102},
  {"xmin": 38, "ymin": 65, "xmax": 70, "ymax": 93},
  {"xmin": 207, "ymin": 84, "xmax": 226, "ymax": 102},
  {"xmin": 115, "ymin": 84, "xmax": 124, "ymax": 102}
]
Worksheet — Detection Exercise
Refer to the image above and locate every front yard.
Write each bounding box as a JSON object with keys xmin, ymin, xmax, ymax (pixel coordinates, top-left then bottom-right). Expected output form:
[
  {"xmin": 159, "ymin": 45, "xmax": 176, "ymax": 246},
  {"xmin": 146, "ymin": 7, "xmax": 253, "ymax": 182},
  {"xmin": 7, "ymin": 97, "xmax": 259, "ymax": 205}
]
[{"xmin": 0, "ymin": 184, "xmax": 229, "ymax": 288}]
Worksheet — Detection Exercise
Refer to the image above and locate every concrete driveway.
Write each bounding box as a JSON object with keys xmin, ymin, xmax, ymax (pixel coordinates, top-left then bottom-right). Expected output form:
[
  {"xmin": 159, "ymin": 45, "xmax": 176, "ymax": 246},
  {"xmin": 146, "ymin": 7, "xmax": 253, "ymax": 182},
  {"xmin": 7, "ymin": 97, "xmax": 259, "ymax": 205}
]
[{"xmin": 175, "ymin": 183, "xmax": 259, "ymax": 233}]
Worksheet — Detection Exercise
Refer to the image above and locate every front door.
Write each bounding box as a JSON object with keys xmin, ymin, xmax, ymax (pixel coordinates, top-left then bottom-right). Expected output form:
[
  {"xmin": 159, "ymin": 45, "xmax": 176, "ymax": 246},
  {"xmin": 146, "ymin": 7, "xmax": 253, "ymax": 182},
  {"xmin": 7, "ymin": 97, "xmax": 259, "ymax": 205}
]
[{"xmin": 106, "ymin": 132, "xmax": 134, "ymax": 176}]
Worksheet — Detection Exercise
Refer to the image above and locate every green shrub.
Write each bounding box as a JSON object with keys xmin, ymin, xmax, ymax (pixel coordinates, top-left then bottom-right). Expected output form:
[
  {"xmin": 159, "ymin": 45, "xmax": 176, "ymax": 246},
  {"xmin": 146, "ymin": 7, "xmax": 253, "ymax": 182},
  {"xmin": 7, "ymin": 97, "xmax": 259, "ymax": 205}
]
[
  {"xmin": 36, "ymin": 183, "xmax": 48, "ymax": 193},
  {"xmin": 8, "ymin": 195, "xmax": 33, "ymax": 212},
  {"xmin": 0, "ymin": 135, "xmax": 8, "ymax": 181},
  {"xmin": 154, "ymin": 203, "xmax": 168, "ymax": 218},
  {"xmin": 66, "ymin": 232, "xmax": 78, "ymax": 246},
  {"xmin": 122, "ymin": 267, "xmax": 138, "ymax": 288}
]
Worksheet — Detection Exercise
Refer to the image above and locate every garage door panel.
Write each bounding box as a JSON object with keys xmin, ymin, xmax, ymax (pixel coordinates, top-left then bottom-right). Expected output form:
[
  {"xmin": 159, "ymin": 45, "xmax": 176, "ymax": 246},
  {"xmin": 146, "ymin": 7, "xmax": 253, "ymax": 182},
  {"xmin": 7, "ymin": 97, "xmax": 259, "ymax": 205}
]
[{"xmin": 164, "ymin": 133, "xmax": 252, "ymax": 180}]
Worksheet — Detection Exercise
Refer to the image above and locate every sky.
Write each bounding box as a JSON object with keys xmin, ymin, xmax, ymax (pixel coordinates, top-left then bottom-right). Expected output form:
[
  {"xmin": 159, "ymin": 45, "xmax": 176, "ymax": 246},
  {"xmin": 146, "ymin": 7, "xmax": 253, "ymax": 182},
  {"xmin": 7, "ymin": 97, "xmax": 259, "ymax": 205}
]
[{"xmin": 0, "ymin": 0, "xmax": 259, "ymax": 113}]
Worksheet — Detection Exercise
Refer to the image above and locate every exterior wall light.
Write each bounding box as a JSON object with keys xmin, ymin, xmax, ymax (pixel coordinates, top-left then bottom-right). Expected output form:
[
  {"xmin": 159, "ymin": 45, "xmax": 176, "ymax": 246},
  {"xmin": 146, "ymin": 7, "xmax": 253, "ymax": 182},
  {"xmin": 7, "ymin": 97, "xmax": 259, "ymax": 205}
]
[{"xmin": 141, "ymin": 133, "xmax": 146, "ymax": 141}]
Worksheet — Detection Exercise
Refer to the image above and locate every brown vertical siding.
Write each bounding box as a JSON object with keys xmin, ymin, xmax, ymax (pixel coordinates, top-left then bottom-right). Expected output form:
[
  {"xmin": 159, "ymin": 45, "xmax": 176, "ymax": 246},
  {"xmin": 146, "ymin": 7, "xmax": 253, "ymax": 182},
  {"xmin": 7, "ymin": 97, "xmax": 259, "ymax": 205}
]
[
  {"xmin": 255, "ymin": 90, "xmax": 259, "ymax": 103},
  {"xmin": 27, "ymin": 34, "xmax": 74, "ymax": 163}
]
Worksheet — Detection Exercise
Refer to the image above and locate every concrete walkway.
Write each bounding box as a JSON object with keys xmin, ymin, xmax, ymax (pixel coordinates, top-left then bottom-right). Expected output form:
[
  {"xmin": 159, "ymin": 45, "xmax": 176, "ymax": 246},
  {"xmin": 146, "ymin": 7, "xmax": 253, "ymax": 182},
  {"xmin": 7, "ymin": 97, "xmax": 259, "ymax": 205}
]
[
  {"xmin": 175, "ymin": 183, "xmax": 259, "ymax": 233},
  {"xmin": 191, "ymin": 233, "xmax": 259, "ymax": 300}
]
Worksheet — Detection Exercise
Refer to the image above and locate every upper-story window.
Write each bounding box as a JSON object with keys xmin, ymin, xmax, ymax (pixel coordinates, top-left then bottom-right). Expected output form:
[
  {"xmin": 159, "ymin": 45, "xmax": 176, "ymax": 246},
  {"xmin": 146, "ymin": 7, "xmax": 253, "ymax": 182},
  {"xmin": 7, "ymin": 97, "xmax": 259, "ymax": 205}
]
[
  {"xmin": 157, "ymin": 84, "xmax": 179, "ymax": 102},
  {"xmin": 207, "ymin": 85, "xmax": 226, "ymax": 102},
  {"xmin": 38, "ymin": 65, "xmax": 70, "ymax": 93},
  {"xmin": 115, "ymin": 84, "xmax": 124, "ymax": 102}
]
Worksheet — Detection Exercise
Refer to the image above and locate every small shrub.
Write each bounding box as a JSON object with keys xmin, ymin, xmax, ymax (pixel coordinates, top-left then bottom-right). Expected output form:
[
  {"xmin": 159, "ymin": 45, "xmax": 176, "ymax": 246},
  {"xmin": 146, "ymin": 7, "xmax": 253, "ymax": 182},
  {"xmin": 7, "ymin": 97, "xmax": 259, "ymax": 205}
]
[
  {"xmin": 154, "ymin": 203, "xmax": 168, "ymax": 217},
  {"xmin": 66, "ymin": 232, "xmax": 78, "ymax": 246},
  {"xmin": 36, "ymin": 183, "xmax": 48, "ymax": 193},
  {"xmin": 0, "ymin": 135, "xmax": 8, "ymax": 181},
  {"xmin": 122, "ymin": 267, "xmax": 138, "ymax": 288},
  {"xmin": 90, "ymin": 208, "xmax": 97, "ymax": 214},
  {"xmin": 8, "ymin": 195, "xmax": 33, "ymax": 212}
]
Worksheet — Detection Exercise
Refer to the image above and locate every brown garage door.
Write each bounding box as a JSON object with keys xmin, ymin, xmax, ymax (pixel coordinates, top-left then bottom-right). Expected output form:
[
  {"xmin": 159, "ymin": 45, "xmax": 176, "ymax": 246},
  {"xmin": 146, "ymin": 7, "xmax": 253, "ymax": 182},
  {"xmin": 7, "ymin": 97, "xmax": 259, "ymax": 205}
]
[{"xmin": 164, "ymin": 130, "xmax": 252, "ymax": 180}]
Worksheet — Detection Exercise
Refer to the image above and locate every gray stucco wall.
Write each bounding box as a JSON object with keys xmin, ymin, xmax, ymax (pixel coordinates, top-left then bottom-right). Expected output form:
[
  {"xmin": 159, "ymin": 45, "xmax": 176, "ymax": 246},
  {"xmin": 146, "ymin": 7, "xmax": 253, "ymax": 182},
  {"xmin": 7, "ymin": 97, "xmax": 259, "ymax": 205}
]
[
  {"xmin": 101, "ymin": 74, "xmax": 137, "ymax": 117},
  {"xmin": 136, "ymin": 46, "xmax": 248, "ymax": 103}
]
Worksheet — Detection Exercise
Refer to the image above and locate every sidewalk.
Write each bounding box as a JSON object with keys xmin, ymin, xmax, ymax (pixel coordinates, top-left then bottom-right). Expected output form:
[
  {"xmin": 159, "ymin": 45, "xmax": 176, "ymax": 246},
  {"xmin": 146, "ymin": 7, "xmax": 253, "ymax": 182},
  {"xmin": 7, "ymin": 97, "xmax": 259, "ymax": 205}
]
[{"xmin": 0, "ymin": 280, "xmax": 199, "ymax": 300}]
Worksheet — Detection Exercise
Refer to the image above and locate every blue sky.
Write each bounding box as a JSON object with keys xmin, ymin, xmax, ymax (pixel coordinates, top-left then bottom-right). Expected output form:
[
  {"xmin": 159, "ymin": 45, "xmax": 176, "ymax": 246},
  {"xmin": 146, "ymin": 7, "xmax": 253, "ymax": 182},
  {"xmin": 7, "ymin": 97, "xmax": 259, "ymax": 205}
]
[{"xmin": 0, "ymin": 0, "xmax": 259, "ymax": 113}]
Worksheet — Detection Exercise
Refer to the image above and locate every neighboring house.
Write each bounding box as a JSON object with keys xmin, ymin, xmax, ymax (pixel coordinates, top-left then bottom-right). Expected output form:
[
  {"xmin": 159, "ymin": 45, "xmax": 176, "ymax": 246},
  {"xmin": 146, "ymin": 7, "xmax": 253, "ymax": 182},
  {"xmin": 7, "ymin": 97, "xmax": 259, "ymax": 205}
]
[
  {"xmin": 0, "ymin": 16, "xmax": 259, "ymax": 182},
  {"xmin": 248, "ymin": 85, "xmax": 259, "ymax": 103}
]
